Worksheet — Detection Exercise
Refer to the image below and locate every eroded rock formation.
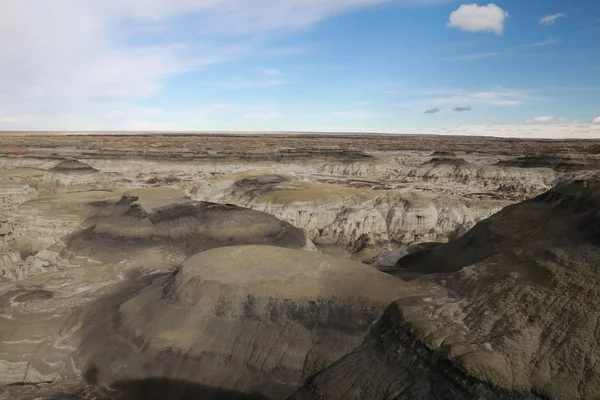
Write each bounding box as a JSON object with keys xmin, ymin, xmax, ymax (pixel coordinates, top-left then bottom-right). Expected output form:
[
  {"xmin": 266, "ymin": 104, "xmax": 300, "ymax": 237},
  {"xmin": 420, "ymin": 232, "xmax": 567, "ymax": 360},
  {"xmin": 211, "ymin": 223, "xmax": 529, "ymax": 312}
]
[
  {"xmin": 293, "ymin": 172, "xmax": 600, "ymax": 400},
  {"xmin": 74, "ymin": 246, "xmax": 403, "ymax": 399}
]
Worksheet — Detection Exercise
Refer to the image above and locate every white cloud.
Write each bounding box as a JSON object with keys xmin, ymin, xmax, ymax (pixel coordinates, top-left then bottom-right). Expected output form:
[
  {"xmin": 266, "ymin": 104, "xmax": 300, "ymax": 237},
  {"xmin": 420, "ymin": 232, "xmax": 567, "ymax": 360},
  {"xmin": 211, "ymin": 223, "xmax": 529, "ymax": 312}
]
[
  {"xmin": 592, "ymin": 117, "xmax": 600, "ymax": 124},
  {"xmin": 447, "ymin": 3, "xmax": 509, "ymax": 35},
  {"xmin": 457, "ymin": 38, "xmax": 558, "ymax": 60},
  {"xmin": 518, "ymin": 37, "xmax": 559, "ymax": 48},
  {"xmin": 244, "ymin": 111, "xmax": 282, "ymax": 120},
  {"xmin": 430, "ymin": 88, "xmax": 533, "ymax": 107},
  {"xmin": 259, "ymin": 68, "xmax": 283, "ymax": 76},
  {"xmin": 0, "ymin": 0, "xmax": 393, "ymax": 130},
  {"xmin": 332, "ymin": 111, "xmax": 385, "ymax": 119},
  {"xmin": 453, "ymin": 106, "xmax": 471, "ymax": 112},
  {"xmin": 525, "ymin": 116, "xmax": 573, "ymax": 125},
  {"xmin": 457, "ymin": 51, "xmax": 506, "ymax": 60},
  {"xmin": 539, "ymin": 13, "xmax": 566, "ymax": 26}
]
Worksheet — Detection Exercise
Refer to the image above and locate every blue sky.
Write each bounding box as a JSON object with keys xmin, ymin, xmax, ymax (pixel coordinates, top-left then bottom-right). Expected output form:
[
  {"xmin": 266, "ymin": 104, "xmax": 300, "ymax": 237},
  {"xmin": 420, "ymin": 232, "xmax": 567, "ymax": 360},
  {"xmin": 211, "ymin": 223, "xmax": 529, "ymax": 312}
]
[{"xmin": 1, "ymin": 0, "xmax": 599, "ymax": 137}]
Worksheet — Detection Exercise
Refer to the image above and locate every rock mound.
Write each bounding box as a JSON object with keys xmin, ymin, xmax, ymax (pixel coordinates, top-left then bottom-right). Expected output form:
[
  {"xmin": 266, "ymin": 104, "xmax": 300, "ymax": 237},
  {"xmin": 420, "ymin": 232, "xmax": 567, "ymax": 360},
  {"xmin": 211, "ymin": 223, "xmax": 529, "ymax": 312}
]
[
  {"xmin": 75, "ymin": 187, "xmax": 315, "ymax": 255},
  {"xmin": 0, "ymin": 188, "xmax": 318, "ymax": 386},
  {"xmin": 293, "ymin": 173, "xmax": 600, "ymax": 400},
  {"xmin": 49, "ymin": 158, "xmax": 98, "ymax": 174},
  {"xmin": 430, "ymin": 150, "xmax": 456, "ymax": 157},
  {"xmin": 496, "ymin": 154, "xmax": 600, "ymax": 172},
  {"xmin": 424, "ymin": 155, "xmax": 469, "ymax": 166},
  {"xmin": 73, "ymin": 246, "xmax": 404, "ymax": 399},
  {"xmin": 235, "ymin": 174, "xmax": 289, "ymax": 187}
]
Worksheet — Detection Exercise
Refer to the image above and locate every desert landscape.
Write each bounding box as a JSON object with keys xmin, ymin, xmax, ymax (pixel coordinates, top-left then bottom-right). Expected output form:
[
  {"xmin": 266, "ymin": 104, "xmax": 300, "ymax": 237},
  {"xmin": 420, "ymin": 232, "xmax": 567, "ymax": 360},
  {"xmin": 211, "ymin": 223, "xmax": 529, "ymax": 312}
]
[{"xmin": 0, "ymin": 132, "xmax": 598, "ymax": 399}]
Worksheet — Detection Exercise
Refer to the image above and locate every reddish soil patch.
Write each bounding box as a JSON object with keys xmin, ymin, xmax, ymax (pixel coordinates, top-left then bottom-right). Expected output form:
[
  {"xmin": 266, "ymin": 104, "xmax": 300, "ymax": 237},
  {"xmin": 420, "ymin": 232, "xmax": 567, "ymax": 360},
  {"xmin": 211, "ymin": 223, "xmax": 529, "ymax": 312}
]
[{"xmin": 0, "ymin": 145, "xmax": 27, "ymax": 154}]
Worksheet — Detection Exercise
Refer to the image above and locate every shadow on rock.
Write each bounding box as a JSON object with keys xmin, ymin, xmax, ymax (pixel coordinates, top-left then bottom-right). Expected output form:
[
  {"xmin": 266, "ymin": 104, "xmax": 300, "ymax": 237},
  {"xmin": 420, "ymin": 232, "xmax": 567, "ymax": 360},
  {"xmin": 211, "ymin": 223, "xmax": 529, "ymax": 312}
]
[{"xmin": 108, "ymin": 378, "xmax": 269, "ymax": 400}]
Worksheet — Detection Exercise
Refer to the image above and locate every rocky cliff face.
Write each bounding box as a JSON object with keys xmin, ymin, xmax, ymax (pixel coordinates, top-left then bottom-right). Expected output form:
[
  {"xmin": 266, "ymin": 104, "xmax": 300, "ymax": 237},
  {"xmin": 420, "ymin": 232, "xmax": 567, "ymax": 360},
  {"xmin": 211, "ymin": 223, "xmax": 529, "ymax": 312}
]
[
  {"xmin": 292, "ymin": 172, "xmax": 600, "ymax": 400},
  {"xmin": 194, "ymin": 172, "xmax": 508, "ymax": 251},
  {"xmin": 318, "ymin": 156, "xmax": 557, "ymax": 200}
]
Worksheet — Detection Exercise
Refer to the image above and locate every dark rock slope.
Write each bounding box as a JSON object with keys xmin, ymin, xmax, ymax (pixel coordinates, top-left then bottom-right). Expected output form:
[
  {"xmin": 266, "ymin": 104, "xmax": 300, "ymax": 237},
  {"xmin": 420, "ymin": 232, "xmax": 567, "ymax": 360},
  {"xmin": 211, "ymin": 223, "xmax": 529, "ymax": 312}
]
[
  {"xmin": 49, "ymin": 158, "xmax": 98, "ymax": 174},
  {"xmin": 74, "ymin": 246, "xmax": 403, "ymax": 399},
  {"xmin": 293, "ymin": 171, "xmax": 600, "ymax": 400}
]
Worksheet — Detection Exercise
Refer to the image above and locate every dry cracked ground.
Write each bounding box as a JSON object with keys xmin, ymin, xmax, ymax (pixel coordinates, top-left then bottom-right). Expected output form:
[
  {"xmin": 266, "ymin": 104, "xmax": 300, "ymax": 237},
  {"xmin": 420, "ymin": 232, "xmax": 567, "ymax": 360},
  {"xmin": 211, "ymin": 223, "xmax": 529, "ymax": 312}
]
[{"xmin": 0, "ymin": 133, "xmax": 600, "ymax": 400}]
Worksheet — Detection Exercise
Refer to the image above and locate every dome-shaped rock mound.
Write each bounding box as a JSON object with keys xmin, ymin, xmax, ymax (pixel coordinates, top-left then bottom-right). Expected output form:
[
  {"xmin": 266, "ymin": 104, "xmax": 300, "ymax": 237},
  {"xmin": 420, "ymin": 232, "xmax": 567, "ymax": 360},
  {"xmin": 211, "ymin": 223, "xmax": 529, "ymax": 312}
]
[
  {"xmin": 49, "ymin": 158, "xmax": 98, "ymax": 174},
  {"xmin": 62, "ymin": 187, "xmax": 315, "ymax": 266},
  {"xmin": 424, "ymin": 155, "xmax": 469, "ymax": 166},
  {"xmin": 293, "ymin": 172, "xmax": 600, "ymax": 400},
  {"xmin": 73, "ymin": 245, "xmax": 404, "ymax": 399}
]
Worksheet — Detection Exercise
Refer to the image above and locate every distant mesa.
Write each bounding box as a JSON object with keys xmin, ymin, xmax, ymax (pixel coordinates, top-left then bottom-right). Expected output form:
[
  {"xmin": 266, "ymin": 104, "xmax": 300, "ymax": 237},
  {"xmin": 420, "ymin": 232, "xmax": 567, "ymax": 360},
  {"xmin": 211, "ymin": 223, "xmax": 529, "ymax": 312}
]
[
  {"xmin": 496, "ymin": 153, "xmax": 600, "ymax": 172},
  {"xmin": 49, "ymin": 158, "xmax": 98, "ymax": 174},
  {"xmin": 235, "ymin": 174, "xmax": 289, "ymax": 187},
  {"xmin": 430, "ymin": 150, "xmax": 456, "ymax": 157},
  {"xmin": 425, "ymin": 154, "xmax": 469, "ymax": 166}
]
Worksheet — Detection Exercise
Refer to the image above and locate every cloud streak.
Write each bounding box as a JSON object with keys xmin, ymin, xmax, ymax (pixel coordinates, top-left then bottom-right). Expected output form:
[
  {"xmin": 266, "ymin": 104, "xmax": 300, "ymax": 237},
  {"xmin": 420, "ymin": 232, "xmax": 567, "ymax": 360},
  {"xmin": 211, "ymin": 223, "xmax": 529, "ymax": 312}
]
[
  {"xmin": 453, "ymin": 106, "xmax": 472, "ymax": 112},
  {"xmin": 0, "ymin": 0, "xmax": 394, "ymax": 129},
  {"xmin": 429, "ymin": 87, "xmax": 534, "ymax": 107},
  {"xmin": 456, "ymin": 37, "xmax": 558, "ymax": 60},
  {"xmin": 244, "ymin": 111, "xmax": 282, "ymax": 120},
  {"xmin": 539, "ymin": 13, "xmax": 566, "ymax": 26},
  {"xmin": 217, "ymin": 79, "xmax": 285, "ymax": 89},
  {"xmin": 333, "ymin": 111, "xmax": 386, "ymax": 119},
  {"xmin": 525, "ymin": 115, "xmax": 573, "ymax": 125},
  {"xmin": 424, "ymin": 108, "xmax": 441, "ymax": 114}
]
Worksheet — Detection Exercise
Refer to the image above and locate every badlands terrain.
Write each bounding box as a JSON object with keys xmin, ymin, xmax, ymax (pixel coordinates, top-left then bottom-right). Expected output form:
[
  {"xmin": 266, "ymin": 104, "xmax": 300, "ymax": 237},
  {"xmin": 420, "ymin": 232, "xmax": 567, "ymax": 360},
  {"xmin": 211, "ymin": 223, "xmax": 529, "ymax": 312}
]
[{"xmin": 0, "ymin": 132, "xmax": 600, "ymax": 399}]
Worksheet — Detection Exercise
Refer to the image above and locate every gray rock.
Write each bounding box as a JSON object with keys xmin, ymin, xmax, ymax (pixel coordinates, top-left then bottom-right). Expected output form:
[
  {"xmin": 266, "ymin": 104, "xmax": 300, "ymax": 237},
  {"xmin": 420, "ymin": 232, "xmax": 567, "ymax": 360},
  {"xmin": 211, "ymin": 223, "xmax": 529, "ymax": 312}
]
[{"xmin": 292, "ymin": 172, "xmax": 600, "ymax": 400}]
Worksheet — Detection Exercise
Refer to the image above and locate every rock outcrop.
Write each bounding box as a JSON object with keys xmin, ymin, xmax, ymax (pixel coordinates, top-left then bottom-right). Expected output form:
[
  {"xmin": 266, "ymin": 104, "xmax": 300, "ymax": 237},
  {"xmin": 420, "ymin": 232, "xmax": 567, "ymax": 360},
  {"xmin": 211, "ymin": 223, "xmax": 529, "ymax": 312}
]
[
  {"xmin": 497, "ymin": 153, "xmax": 600, "ymax": 172},
  {"xmin": 293, "ymin": 172, "xmax": 600, "ymax": 400},
  {"xmin": 319, "ymin": 157, "xmax": 557, "ymax": 200},
  {"xmin": 74, "ymin": 246, "xmax": 403, "ymax": 399},
  {"xmin": 195, "ymin": 173, "xmax": 508, "ymax": 250},
  {"xmin": 0, "ymin": 188, "xmax": 339, "ymax": 388},
  {"xmin": 49, "ymin": 158, "xmax": 98, "ymax": 174}
]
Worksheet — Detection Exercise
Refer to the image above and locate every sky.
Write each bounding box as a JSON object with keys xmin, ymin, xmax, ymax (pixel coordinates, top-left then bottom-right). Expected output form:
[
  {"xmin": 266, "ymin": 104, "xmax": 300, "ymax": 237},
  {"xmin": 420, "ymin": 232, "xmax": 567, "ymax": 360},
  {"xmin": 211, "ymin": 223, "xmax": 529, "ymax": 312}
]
[{"xmin": 1, "ymin": 0, "xmax": 599, "ymax": 138}]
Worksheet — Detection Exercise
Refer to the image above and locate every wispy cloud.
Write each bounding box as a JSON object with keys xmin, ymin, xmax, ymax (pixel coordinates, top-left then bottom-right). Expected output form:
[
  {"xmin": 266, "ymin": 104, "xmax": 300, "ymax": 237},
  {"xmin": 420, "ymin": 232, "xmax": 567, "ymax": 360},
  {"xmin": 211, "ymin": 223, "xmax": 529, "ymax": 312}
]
[
  {"xmin": 333, "ymin": 111, "xmax": 386, "ymax": 119},
  {"xmin": 429, "ymin": 87, "xmax": 535, "ymax": 107},
  {"xmin": 453, "ymin": 106, "xmax": 471, "ymax": 112},
  {"xmin": 525, "ymin": 115, "xmax": 573, "ymax": 125},
  {"xmin": 0, "ymin": 0, "xmax": 393, "ymax": 129},
  {"xmin": 217, "ymin": 79, "xmax": 285, "ymax": 89},
  {"xmin": 259, "ymin": 68, "xmax": 283, "ymax": 76},
  {"xmin": 592, "ymin": 117, "xmax": 600, "ymax": 124},
  {"xmin": 518, "ymin": 37, "xmax": 559, "ymax": 48},
  {"xmin": 244, "ymin": 111, "xmax": 282, "ymax": 120},
  {"xmin": 456, "ymin": 38, "xmax": 559, "ymax": 60},
  {"xmin": 539, "ymin": 13, "xmax": 566, "ymax": 26},
  {"xmin": 424, "ymin": 107, "xmax": 441, "ymax": 114},
  {"xmin": 457, "ymin": 51, "xmax": 506, "ymax": 60}
]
